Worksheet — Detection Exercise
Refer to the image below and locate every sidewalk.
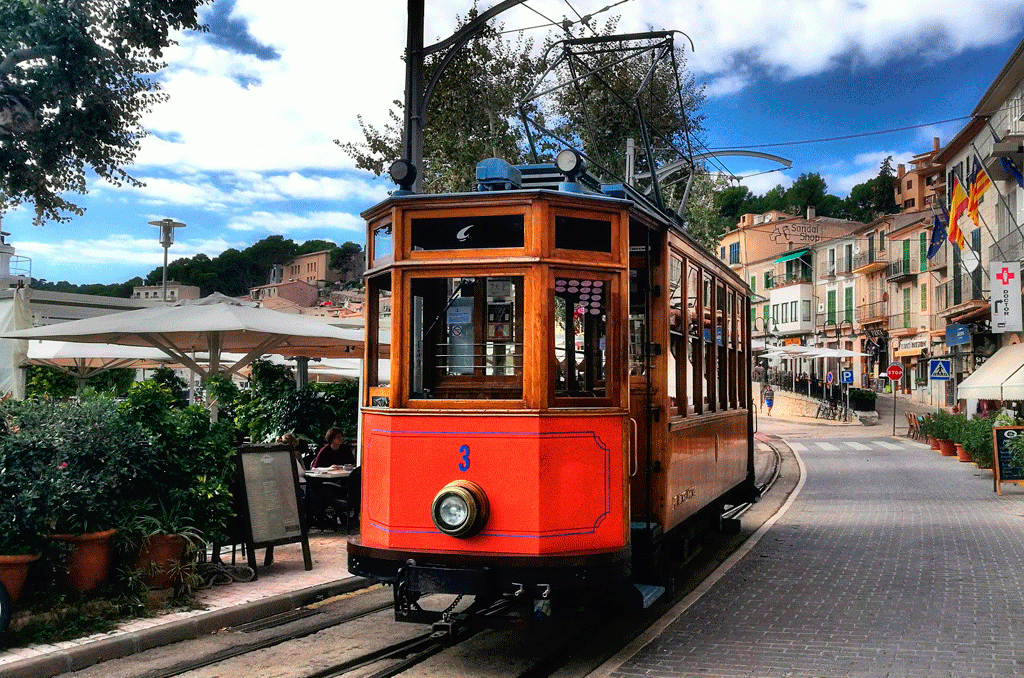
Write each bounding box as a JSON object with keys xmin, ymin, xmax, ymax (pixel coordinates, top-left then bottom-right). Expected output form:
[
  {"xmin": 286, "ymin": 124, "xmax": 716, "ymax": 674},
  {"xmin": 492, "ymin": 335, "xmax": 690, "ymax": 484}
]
[{"xmin": 0, "ymin": 532, "xmax": 359, "ymax": 678}]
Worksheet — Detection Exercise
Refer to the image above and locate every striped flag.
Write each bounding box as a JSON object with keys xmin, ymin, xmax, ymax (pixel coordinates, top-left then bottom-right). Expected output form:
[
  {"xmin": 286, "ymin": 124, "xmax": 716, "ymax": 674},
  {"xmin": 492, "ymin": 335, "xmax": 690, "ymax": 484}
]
[
  {"xmin": 948, "ymin": 174, "xmax": 968, "ymax": 250},
  {"xmin": 967, "ymin": 158, "xmax": 991, "ymax": 226}
]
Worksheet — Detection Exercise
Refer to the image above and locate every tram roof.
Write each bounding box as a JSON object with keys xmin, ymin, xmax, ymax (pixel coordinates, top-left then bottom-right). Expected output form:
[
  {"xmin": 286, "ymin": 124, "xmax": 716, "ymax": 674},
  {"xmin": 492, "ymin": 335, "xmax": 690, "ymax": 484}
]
[{"xmin": 362, "ymin": 163, "xmax": 687, "ymax": 232}]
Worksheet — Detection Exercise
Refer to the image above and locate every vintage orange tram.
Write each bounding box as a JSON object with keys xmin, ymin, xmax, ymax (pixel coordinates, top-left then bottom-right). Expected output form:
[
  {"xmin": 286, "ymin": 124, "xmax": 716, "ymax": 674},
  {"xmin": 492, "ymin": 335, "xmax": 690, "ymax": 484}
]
[{"xmin": 348, "ymin": 155, "xmax": 755, "ymax": 622}]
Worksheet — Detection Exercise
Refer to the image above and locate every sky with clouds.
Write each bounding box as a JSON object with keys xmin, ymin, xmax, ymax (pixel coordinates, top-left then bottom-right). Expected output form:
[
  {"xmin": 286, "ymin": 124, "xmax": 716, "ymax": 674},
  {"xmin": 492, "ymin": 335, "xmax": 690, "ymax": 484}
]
[{"xmin": 4, "ymin": 0, "xmax": 1024, "ymax": 285}]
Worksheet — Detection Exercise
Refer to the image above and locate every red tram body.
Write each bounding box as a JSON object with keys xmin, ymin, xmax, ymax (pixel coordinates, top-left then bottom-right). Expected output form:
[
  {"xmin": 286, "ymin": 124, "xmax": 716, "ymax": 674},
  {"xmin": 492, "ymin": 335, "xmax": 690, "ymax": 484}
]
[{"xmin": 348, "ymin": 160, "xmax": 755, "ymax": 621}]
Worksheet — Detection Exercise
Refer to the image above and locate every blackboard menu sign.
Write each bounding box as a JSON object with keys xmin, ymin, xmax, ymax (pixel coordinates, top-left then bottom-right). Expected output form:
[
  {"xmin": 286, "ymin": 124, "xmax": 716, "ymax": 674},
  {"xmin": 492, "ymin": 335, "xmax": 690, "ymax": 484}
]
[
  {"xmin": 235, "ymin": 445, "xmax": 312, "ymax": 573},
  {"xmin": 992, "ymin": 427, "xmax": 1024, "ymax": 495}
]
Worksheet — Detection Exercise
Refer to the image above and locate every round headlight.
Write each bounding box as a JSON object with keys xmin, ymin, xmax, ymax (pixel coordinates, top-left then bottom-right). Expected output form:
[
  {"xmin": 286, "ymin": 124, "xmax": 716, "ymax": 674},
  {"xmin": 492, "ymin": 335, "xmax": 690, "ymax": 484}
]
[{"xmin": 431, "ymin": 480, "xmax": 489, "ymax": 538}]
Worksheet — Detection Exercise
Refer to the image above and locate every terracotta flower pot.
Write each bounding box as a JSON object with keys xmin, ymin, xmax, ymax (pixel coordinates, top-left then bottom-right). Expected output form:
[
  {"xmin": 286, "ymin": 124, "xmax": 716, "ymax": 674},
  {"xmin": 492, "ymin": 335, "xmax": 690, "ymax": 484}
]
[
  {"xmin": 955, "ymin": 443, "xmax": 972, "ymax": 463},
  {"xmin": 937, "ymin": 439, "xmax": 957, "ymax": 457},
  {"xmin": 928, "ymin": 436, "xmax": 940, "ymax": 450},
  {"xmin": 0, "ymin": 553, "xmax": 40, "ymax": 604},
  {"xmin": 135, "ymin": 534, "xmax": 189, "ymax": 589},
  {"xmin": 49, "ymin": 528, "xmax": 117, "ymax": 592}
]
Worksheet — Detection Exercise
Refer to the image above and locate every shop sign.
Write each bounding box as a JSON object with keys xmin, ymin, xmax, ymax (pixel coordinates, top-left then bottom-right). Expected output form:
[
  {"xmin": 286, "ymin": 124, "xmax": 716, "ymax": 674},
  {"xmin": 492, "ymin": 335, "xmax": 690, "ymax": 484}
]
[
  {"xmin": 783, "ymin": 337, "xmax": 802, "ymax": 346},
  {"xmin": 902, "ymin": 338, "xmax": 928, "ymax": 351},
  {"xmin": 991, "ymin": 262, "xmax": 1022, "ymax": 333},
  {"xmin": 946, "ymin": 323, "xmax": 971, "ymax": 347}
]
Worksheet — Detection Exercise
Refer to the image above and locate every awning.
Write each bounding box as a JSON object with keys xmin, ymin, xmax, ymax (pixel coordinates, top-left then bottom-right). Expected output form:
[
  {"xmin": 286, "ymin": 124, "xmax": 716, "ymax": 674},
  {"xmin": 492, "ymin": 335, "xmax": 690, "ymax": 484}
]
[
  {"xmin": 894, "ymin": 348, "xmax": 924, "ymax": 358},
  {"xmin": 957, "ymin": 343, "xmax": 1024, "ymax": 400},
  {"xmin": 774, "ymin": 248, "xmax": 809, "ymax": 264}
]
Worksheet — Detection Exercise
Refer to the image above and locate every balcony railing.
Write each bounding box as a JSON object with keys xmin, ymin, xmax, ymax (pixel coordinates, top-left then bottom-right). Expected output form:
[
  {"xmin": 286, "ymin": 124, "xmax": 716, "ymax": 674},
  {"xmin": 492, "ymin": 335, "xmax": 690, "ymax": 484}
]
[
  {"xmin": 852, "ymin": 250, "xmax": 887, "ymax": 271},
  {"xmin": 989, "ymin": 229, "xmax": 1024, "ymax": 263},
  {"xmin": 818, "ymin": 256, "xmax": 851, "ymax": 279},
  {"xmin": 888, "ymin": 312, "xmax": 923, "ymax": 331},
  {"xmin": 886, "ymin": 257, "xmax": 920, "ymax": 280},
  {"xmin": 940, "ymin": 269, "xmax": 986, "ymax": 309},
  {"xmin": 770, "ymin": 273, "xmax": 812, "ymax": 287},
  {"xmin": 926, "ymin": 244, "xmax": 947, "ymax": 270},
  {"xmin": 857, "ymin": 300, "xmax": 888, "ymax": 323}
]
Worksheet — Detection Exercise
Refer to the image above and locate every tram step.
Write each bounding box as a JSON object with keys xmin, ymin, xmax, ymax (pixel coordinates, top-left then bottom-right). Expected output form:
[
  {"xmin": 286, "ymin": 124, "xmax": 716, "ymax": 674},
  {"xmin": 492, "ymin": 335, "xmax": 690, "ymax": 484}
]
[{"xmin": 633, "ymin": 584, "xmax": 665, "ymax": 608}]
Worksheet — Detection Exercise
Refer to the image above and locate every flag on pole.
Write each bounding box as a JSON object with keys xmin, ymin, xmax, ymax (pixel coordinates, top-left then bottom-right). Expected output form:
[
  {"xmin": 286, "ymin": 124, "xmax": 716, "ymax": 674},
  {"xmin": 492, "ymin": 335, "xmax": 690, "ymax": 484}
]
[
  {"xmin": 927, "ymin": 213, "xmax": 946, "ymax": 260},
  {"xmin": 948, "ymin": 174, "xmax": 968, "ymax": 249},
  {"xmin": 967, "ymin": 158, "xmax": 991, "ymax": 226},
  {"xmin": 993, "ymin": 130, "xmax": 1024, "ymax": 189}
]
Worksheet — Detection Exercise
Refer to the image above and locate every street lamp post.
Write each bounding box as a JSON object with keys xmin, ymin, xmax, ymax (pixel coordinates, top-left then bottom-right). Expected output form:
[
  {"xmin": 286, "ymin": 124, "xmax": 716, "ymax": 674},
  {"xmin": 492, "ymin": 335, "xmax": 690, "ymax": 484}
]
[
  {"xmin": 817, "ymin": 319, "xmax": 859, "ymax": 417},
  {"xmin": 149, "ymin": 219, "xmax": 185, "ymax": 303}
]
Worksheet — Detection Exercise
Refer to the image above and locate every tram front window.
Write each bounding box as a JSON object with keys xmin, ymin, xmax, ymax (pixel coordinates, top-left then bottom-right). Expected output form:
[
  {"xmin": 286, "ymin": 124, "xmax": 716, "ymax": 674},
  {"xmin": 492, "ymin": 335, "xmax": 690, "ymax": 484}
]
[
  {"xmin": 553, "ymin": 275, "xmax": 608, "ymax": 400},
  {"xmin": 409, "ymin": 276, "xmax": 523, "ymax": 400}
]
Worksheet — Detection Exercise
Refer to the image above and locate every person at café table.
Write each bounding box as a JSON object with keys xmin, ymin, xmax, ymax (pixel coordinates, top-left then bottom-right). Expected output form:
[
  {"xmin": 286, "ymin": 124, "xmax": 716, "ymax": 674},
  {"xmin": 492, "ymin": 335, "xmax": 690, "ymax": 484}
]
[{"xmin": 312, "ymin": 427, "xmax": 355, "ymax": 468}]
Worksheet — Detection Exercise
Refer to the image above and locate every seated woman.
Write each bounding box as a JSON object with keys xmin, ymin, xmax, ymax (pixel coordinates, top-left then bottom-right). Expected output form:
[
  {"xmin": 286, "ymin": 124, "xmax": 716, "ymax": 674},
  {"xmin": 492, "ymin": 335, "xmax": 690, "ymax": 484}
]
[{"xmin": 311, "ymin": 427, "xmax": 356, "ymax": 468}]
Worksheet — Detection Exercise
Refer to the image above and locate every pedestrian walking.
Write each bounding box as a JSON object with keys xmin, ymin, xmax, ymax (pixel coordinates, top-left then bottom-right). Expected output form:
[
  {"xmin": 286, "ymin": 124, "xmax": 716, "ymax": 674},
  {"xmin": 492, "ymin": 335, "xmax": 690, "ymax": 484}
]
[{"xmin": 763, "ymin": 385, "xmax": 774, "ymax": 416}]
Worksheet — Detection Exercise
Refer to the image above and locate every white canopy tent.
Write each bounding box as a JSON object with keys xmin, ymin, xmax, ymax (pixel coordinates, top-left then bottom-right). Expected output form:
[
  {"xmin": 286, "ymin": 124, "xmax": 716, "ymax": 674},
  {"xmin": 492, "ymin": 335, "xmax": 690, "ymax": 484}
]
[{"xmin": 957, "ymin": 343, "xmax": 1024, "ymax": 400}]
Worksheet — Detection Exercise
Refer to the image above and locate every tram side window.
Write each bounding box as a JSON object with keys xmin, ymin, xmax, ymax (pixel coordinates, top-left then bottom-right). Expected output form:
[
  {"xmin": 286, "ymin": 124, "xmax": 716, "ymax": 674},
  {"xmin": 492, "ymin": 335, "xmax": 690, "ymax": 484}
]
[
  {"xmin": 367, "ymin": 274, "xmax": 392, "ymax": 395},
  {"xmin": 409, "ymin": 276, "xmax": 523, "ymax": 400},
  {"xmin": 688, "ymin": 264, "xmax": 702, "ymax": 415},
  {"xmin": 628, "ymin": 266, "xmax": 647, "ymax": 376},
  {"xmin": 718, "ymin": 283, "xmax": 728, "ymax": 410},
  {"xmin": 669, "ymin": 255, "xmax": 685, "ymax": 416},
  {"xmin": 372, "ymin": 223, "xmax": 393, "ymax": 266},
  {"xmin": 554, "ymin": 275, "xmax": 608, "ymax": 400},
  {"xmin": 703, "ymin": 275, "xmax": 716, "ymax": 411}
]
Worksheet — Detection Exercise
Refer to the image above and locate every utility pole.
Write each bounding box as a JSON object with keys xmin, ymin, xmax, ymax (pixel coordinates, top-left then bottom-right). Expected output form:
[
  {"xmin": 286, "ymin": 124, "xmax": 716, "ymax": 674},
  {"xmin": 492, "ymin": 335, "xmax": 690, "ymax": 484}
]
[{"xmin": 402, "ymin": 0, "xmax": 529, "ymax": 192}]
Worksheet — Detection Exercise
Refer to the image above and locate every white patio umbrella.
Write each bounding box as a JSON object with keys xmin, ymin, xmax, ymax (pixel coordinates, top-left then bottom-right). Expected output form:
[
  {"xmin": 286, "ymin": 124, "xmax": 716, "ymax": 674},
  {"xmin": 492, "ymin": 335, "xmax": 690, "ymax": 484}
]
[
  {"xmin": 2, "ymin": 294, "xmax": 364, "ymax": 417},
  {"xmin": 25, "ymin": 340, "xmax": 174, "ymax": 379},
  {"xmin": 3, "ymin": 293, "xmax": 363, "ymax": 377}
]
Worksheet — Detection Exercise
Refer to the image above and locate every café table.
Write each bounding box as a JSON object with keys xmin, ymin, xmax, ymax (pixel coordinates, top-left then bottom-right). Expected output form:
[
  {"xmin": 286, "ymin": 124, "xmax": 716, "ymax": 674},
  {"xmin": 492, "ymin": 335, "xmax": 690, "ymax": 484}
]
[{"xmin": 303, "ymin": 466, "xmax": 355, "ymax": 530}]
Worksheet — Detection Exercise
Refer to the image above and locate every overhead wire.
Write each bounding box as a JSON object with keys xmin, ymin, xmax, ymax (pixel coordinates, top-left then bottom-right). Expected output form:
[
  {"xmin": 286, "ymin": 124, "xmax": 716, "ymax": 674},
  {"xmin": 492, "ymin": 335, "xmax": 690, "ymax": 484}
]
[{"xmin": 708, "ymin": 116, "xmax": 972, "ymax": 151}]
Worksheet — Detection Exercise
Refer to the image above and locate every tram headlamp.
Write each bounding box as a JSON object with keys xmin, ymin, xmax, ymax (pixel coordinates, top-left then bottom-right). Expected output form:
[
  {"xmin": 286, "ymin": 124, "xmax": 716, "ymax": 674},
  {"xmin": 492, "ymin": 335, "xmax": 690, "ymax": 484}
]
[
  {"xmin": 430, "ymin": 480, "xmax": 489, "ymax": 538},
  {"xmin": 555, "ymin": 148, "xmax": 586, "ymax": 180},
  {"xmin": 388, "ymin": 159, "xmax": 418, "ymax": 193}
]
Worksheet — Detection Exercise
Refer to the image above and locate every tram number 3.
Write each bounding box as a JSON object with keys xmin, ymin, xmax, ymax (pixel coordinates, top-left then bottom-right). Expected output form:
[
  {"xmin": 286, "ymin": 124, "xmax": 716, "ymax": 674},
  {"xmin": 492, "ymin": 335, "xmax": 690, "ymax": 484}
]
[
  {"xmin": 671, "ymin": 488, "xmax": 696, "ymax": 508},
  {"xmin": 458, "ymin": 445, "xmax": 470, "ymax": 472}
]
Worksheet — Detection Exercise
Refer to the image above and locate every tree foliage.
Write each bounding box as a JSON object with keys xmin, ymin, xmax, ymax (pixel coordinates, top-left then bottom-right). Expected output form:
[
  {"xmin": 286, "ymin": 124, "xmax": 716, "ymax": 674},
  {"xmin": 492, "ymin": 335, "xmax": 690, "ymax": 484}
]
[
  {"xmin": 338, "ymin": 7, "xmax": 539, "ymax": 193},
  {"xmin": 0, "ymin": 0, "xmax": 210, "ymax": 224},
  {"xmin": 713, "ymin": 157, "xmax": 901, "ymax": 229},
  {"xmin": 338, "ymin": 10, "xmax": 704, "ymax": 205},
  {"xmin": 683, "ymin": 170, "xmax": 732, "ymax": 253}
]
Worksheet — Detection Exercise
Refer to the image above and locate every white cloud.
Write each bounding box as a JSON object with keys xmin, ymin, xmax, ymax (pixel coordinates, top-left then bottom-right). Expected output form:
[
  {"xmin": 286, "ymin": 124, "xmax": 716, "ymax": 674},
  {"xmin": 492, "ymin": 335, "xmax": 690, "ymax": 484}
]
[
  {"xmin": 226, "ymin": 210, "xmax": 364, "ymax": 234},
  {"xmin": 14, "ymin": 234, "xmax": 243, "ymax": 270}
]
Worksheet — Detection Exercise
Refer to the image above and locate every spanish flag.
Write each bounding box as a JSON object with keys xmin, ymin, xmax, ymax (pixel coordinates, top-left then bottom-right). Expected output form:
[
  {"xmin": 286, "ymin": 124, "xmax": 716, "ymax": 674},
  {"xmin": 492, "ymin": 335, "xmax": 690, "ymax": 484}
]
[
  {"xmin": 948, "ymin": 174, "xmax": 968, "ymax": 250},
  {"xmin": 967, "ymin": 158, "xmax": 991, "ymax": 226}
]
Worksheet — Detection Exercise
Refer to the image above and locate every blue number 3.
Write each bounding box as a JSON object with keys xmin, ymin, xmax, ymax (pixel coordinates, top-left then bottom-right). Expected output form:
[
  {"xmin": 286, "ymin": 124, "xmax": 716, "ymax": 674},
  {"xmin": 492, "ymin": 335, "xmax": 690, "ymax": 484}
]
[{"xmin": 458, "ymin": 444, "xmax": 470, "ymax": 472}]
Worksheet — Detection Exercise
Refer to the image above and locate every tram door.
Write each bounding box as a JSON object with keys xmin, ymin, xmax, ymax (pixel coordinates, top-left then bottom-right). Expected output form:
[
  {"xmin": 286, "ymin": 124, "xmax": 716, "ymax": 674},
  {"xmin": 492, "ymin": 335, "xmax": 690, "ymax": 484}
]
[{"xmin": 627, "ymin": 221, "xmax": 662, "ymax": 524}]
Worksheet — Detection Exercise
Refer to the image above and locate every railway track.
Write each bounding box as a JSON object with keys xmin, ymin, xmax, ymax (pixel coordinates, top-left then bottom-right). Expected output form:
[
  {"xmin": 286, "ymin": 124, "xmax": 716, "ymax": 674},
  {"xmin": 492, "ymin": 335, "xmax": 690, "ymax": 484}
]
[{"xmin": 92, "ymin": 441, "xmax": 788, "ymax": 678}]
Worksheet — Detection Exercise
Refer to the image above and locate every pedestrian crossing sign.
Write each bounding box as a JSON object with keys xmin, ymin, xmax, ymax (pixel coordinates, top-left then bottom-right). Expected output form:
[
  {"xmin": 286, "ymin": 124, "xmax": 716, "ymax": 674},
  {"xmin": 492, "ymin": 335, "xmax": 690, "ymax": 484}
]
[{"xmin": 929, "ymin": 359, "xmax": 951, "ymax": 381}]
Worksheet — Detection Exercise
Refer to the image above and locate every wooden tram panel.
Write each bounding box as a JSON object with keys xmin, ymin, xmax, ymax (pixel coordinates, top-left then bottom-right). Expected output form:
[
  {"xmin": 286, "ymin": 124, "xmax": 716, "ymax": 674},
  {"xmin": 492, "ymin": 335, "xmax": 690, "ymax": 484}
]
[{"xmin": 355, "ymin": 182, "xmax": 754, "ymax": 585}]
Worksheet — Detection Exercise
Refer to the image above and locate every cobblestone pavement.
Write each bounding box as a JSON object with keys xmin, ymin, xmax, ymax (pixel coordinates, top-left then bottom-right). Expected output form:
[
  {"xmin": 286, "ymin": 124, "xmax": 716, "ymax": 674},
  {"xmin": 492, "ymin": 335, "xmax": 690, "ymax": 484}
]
[{"xmin": 601, "ymin": 435, "xmax": 1024, "ymax": 678}]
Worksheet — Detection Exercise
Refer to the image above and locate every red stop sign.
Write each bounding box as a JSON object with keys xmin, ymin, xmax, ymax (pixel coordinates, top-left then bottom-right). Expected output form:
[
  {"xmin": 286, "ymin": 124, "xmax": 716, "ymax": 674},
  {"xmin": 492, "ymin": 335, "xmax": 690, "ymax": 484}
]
[{"xmin": 886, "ymin": 363, "xmax": 904, "ymax": 382}]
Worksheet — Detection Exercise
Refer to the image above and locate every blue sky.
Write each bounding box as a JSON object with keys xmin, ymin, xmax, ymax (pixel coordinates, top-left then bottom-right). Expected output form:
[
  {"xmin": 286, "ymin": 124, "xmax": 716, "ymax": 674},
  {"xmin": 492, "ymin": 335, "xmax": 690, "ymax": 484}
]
[{"xmin": 4, "ymin": 0, "xmax": 1024, "ymax": 286}]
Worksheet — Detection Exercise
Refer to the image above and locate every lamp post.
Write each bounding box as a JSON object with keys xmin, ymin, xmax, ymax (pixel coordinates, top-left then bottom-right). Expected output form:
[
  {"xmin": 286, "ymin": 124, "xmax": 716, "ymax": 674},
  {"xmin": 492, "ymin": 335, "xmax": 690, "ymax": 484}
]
[
  {"xmin": 817, "ymin": 319, "xmax": 858, "ymax": 417},
  {"xmin": 149, "ymin": 219, "xmax": 185, "ymax": 303}
]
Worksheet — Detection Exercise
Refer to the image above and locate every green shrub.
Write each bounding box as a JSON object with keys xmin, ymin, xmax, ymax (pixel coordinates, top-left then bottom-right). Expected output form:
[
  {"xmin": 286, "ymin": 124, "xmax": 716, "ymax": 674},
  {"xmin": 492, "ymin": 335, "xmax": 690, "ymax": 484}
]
[{"xmin": 960, "ymin": 416, "xmax": 996, "ymax": 468}]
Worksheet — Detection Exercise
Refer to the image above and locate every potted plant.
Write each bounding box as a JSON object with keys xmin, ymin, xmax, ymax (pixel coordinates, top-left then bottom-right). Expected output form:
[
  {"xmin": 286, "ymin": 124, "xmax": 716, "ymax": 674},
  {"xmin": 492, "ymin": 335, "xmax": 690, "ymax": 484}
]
[
  {"xmin": 0, "ymin": 444, "xmax": 51, "ymax": 605},
  {"xmin": 4, "ymin": 396, "xmax": 156, "ymax": 591},
  {"xmin": 930, "ymin": 410, "xmax": 959, "ymax": 456},
  {"xmin": 962, "ymin": 415, "xmax": 997, "ymax": 469},
  {"xmin": 126, "ymin": 500, "xmax": 204, "ymax": 591}
]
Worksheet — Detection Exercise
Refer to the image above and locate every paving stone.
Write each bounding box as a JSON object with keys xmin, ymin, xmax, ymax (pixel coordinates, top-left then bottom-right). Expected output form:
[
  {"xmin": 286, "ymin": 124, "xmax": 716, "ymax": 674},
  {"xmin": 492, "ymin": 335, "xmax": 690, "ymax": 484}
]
[{"xmin": 610, "ymin": 438, "xmax": 1024, "ymax": 678}]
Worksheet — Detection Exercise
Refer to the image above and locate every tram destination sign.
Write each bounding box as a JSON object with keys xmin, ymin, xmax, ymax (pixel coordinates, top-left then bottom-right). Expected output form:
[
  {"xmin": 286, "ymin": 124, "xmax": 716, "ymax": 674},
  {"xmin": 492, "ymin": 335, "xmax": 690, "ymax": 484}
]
[{"xmin": 993, "ymin": 427, "xmax": 1024, "ymax": 495}]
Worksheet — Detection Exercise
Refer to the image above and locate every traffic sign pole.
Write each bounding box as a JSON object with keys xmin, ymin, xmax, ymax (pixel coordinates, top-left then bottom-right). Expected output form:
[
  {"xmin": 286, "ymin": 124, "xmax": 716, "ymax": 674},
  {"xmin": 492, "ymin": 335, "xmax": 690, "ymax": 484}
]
[{"xmin": 887, "ymin": 363, "xmax": 904, "ymax": 436}]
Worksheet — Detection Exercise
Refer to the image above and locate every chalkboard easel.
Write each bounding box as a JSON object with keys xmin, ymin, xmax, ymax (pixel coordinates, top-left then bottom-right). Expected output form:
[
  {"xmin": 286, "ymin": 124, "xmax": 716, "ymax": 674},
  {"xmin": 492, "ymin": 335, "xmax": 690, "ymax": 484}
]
[
  {"xmin": 992, "ymin": 427, "xmax": 1024, "ymax": 495},
  {"xmin": 234, "ymin": 445, "xmax": 312, "ymax": 575}
]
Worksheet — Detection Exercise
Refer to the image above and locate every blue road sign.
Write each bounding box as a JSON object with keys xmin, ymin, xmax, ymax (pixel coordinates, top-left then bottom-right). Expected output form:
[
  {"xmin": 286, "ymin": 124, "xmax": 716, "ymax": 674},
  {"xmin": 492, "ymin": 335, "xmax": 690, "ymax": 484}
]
[
  {"xmin": 929, "ymin": 359, "xmax": 952, "ymax": 381},
  {"xmin": 840, "ymin": 369, "xmax": 854, "ymax": 384},
  {"xmin": 826, "ymin": 371, "xmax": 834, "ymax": 384}
]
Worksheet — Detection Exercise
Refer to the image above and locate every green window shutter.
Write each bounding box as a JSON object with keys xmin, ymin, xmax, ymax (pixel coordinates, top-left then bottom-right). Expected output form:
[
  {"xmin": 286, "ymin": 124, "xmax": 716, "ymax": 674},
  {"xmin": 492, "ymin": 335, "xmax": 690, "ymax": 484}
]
[
  {"xmin": 750, "ymin": 276, "xmax": 756, "ymax": 293},
  {"xmin": 903, "ymin": 239, "xmax": 911, "ymax": 268},
  {"xmin": 763, "ymin": 305, "xmax": 769, "ymax": 323},
  {"xmin": 921, "ymin": 283, "xmax": 927, "ymax": 311},
  {"xmin": 827, "ymin": 290, "xmax": 836, "ymax": 324},
  {"xmin": 903, "ymin": 287, "xmax": 911, "ymax": 328},
  {"xmin": 919, "ymin": 232, "xmax": 927, "ymax": 271},
  {"xmin": 844, "ymin": 287, "xmax": 853, "ymax": 323}
]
